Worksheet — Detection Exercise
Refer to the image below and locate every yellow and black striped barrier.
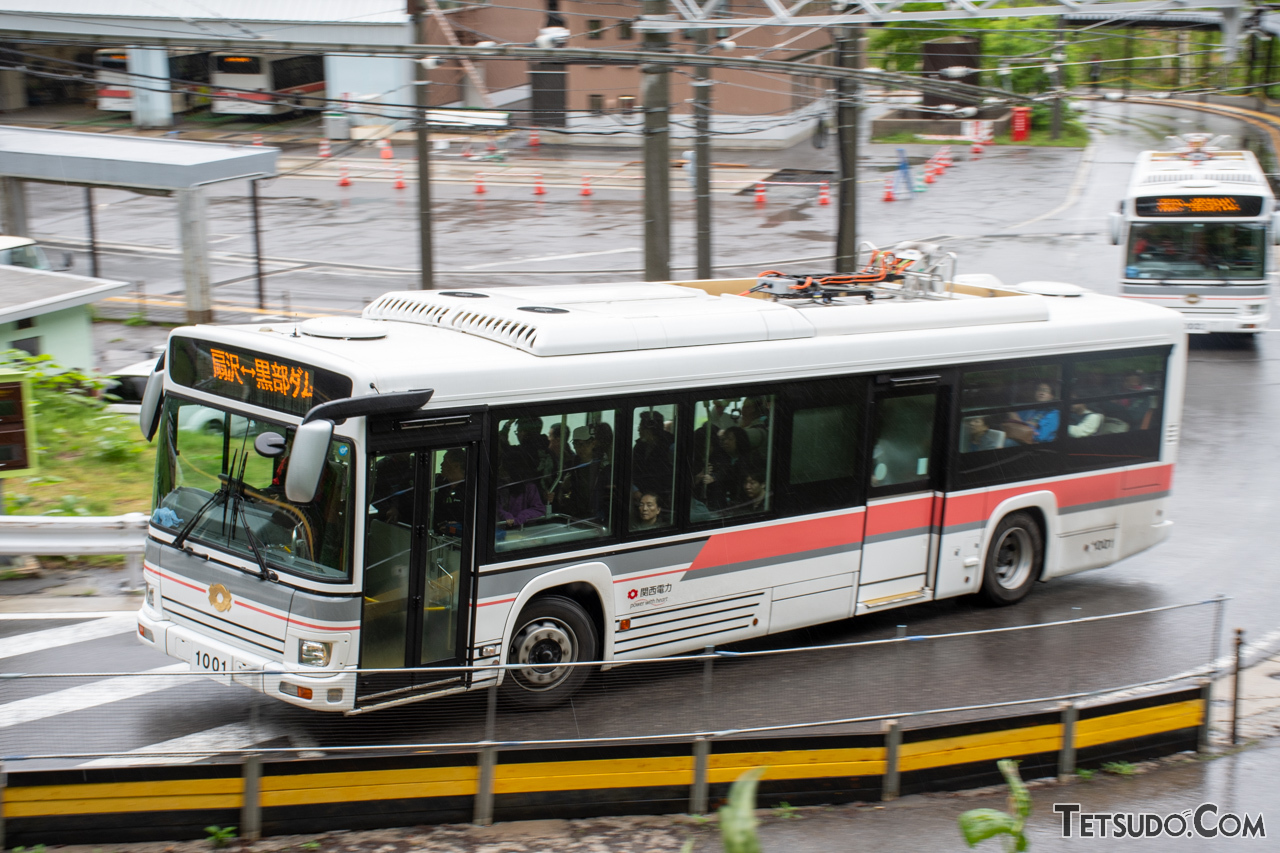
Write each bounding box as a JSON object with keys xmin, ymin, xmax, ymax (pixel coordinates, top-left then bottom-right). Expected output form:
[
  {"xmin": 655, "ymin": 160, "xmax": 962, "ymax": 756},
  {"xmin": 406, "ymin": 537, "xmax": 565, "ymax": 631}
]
[{"xmin": 0, "ymin": 686, "xmax": 1206, "ymax": 848}]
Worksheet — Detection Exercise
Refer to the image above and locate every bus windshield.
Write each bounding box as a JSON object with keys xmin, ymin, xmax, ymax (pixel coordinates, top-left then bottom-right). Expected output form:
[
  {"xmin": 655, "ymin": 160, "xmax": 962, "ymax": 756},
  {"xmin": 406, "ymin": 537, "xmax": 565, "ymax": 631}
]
[
  {"xmin": 151, "ymin": 397, "xmax": 355, "ymax": 582},
  {"xmin": 1125, "ymin": 221, "xmax": 1267, "ymax": 282}
]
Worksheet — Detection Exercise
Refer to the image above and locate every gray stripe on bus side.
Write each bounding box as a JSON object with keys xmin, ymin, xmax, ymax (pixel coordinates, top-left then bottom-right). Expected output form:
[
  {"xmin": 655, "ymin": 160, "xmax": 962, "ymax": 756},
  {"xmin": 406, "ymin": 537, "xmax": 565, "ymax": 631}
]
[
  {"xmin": 863, "ymin": 526, "xmax": 932, "ymax": 545},
  {"xmin": 476, "ymin": 539, "xmax": 707, "ymax": 601},
  {"xmin": 687, "ymin": 541, "xmax": 861, "ymax": 580},
  {"xmin": 1060, "ymin": 490, "xmax": 1170, "ymax": 515}
]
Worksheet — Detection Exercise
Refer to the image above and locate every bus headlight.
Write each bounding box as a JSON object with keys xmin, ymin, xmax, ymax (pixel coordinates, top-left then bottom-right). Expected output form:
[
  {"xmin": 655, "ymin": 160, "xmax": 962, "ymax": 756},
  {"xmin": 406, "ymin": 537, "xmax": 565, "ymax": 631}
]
[
  {"xmin": 298, "ymin": 639, "xmax": 332, "ymax": 667},
  {"xmin": 145, "ymin": 585, "xmax": 155, "ymax": 607}
]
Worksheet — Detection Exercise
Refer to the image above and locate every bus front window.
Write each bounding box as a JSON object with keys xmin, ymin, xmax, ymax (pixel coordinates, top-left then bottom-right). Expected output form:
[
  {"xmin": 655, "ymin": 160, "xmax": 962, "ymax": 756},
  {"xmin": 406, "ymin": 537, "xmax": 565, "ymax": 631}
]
[
  {"xmin": 1125, "ymin": 221, "xmax": 1266, "ymax": 281},
  {"xmin": 151, "ymin": 397, "xmax": 354, "ymax": 582}
]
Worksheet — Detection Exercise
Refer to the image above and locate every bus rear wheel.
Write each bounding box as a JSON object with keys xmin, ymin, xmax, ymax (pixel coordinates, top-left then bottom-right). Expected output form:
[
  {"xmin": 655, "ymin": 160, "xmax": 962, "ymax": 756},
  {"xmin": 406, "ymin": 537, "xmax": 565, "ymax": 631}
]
[
  {"xmin": 502, "ymin": 595, "xmax": 598, "ymax": 709},
  {"xmin": 979, "ymin": 512, "xmax": 1043, "ymax": 606}
]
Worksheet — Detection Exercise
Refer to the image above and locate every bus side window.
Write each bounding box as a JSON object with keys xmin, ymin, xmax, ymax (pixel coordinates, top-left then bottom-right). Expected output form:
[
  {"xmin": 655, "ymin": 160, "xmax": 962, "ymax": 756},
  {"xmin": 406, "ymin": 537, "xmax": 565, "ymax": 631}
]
[
  {"xmin": 629, "ymin": 404, "xmax": 677, "ymax": 534},
  {"xmin": 691, "ymin": 394, "xmax": 775, "ymax": 522}
]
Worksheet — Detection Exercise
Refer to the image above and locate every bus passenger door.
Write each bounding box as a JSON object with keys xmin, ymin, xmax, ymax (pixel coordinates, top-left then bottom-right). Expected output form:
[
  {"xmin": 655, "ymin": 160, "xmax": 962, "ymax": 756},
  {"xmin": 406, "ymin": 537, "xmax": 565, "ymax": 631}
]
[
  {"xmin": 358, "ymin": 421, "xmax": 480, "ymax": 708},
  {"xmin": 856, "ymin": 377, "xmax": 949, "ymax": 614}
]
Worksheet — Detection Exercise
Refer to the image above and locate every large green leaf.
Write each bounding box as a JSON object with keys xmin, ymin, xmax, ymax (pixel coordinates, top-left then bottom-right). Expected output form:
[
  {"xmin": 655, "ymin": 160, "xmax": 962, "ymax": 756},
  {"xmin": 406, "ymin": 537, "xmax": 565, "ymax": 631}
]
[
  {"xmin": 957, "ymin": 808, "xmax": 1021, "ymax": 848},
  {"xmin": 719, "ymin": 767, "xmax": 766, "ymax": 853}
]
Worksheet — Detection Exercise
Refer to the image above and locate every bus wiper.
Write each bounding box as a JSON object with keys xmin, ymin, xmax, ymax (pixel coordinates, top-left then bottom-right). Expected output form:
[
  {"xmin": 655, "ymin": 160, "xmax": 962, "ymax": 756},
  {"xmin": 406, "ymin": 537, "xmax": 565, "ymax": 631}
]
[
  {"xmin": 226, "ymin": 451, "xmax": 278, "ymax": 583},
  {"xmin": 172, "ymin": 482, "xmax": 232, "ymax": 551}
]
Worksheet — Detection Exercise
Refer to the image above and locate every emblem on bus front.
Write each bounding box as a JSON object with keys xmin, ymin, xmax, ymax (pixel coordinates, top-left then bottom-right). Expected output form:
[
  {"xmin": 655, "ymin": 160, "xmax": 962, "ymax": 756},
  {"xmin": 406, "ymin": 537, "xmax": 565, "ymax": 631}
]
[
  {"xmin": 208, "ymin": 584, "xmax": 233, "ymax": 612},
  {"xmin": 1185, "ymin": 294, "xmax": 1201, "ymax": 304}
]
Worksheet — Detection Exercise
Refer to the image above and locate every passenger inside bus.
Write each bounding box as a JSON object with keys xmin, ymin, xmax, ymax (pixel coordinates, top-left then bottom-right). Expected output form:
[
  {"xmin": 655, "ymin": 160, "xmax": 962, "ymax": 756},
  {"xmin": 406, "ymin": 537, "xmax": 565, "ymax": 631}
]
[
  {"xmin": 631, "ymin": 410, "xmax": 674, "ymax": 508},
  {"xmin": 960, "ymin": 415, "xmax": 1005, "ymax": 452},
  {"xmin": 552, "ymin": 425, "xmax": 612, "ymax": 523},
  {"xmin": 432, "ymin": 448, "xmax": 467, "ymax": 535},
  {"xmin": 631, "ymin": 492, "xmax": 670, "ymax": 530},
  {"xmin": 496, "ymin": 451, "xmax": 546, "ymax": 529},
  {"xmin": 1003, "ymin": 381, "xmax": 1060, "ymax": 444},
  {"xmin": 1067, "ymin": 403, "xmax": 1103, "ymax": 438}
]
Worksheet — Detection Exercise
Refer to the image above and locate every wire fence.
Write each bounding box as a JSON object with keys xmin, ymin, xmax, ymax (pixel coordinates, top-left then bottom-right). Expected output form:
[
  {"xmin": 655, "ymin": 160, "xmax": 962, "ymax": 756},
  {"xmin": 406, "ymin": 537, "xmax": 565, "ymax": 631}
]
[{"xmin": 0, "ymin": 599, "xmax": 1224, "ymax": 769}]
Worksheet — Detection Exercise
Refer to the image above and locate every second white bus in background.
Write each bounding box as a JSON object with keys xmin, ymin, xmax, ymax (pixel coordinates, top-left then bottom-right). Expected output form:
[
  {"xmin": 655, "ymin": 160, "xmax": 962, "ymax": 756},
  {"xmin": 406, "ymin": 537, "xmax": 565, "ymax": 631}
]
[{"xmin": 1110, "ymin": 133, "xmax": 1278, "ymax": 335}]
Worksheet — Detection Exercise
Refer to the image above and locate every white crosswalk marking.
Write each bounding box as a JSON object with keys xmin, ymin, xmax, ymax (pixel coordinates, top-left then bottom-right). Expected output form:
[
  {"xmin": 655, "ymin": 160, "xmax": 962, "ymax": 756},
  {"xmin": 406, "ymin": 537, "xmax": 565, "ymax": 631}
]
[
  {"xmin": 80, "ymin": 722, "xmax": 279, "ymax": 767},
  {"xmin": 0, "ymin": 663, "xmax": 189, "ymax": 729},
  {"xmin": 0, "ymin": 613, "xmax": 136, "ymax": 661}
]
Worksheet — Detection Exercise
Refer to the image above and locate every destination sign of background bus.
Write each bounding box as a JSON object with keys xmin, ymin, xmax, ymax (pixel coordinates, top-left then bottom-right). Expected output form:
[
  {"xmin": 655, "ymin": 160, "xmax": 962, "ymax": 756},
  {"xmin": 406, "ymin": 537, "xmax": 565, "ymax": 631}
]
[
  {"xmin": 1111, "ymin": 135, "xmax": 1278, "ymax": 335},
  {"xmin": 133, "ymin": 245, "xmax": 1185, "ymax": 714}
]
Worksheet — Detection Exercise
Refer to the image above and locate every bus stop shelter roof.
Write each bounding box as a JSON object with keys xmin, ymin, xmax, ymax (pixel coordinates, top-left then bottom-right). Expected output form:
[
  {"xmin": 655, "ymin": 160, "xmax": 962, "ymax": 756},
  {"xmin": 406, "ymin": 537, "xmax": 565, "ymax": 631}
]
[
  {"xmin": 0, "ymin": 265, "xmax": 132, "ymax": 325},
  {"xmin": 0, "ymin": 126, "xmax": 278, "ymax": 192}
]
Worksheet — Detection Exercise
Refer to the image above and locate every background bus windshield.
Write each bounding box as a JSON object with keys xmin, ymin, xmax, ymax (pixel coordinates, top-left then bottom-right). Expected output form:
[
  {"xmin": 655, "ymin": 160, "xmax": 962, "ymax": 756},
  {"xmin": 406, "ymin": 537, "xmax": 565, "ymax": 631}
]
[
  {"xmin": 152, "ymin": 397, "xmax": 354, "ymax": 582},
  {"xmin": 1125, "ymin": 221, "xmax": 1266, "ymax": 281}
]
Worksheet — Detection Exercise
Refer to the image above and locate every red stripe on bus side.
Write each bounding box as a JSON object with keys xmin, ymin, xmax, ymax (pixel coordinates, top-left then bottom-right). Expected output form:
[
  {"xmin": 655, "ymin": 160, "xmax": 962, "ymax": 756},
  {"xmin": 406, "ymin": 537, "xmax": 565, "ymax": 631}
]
[
  {"xmin": 477, "ymin": 597, "xmax": 517, "ymax": 607},
  {"xmin": 687, "ymin": 511, "xmax": 864, "ymax": 573},
  {"xmin": 942, "ymin": 465, "xmax": 1174, "ymax": 526},
  {"xmin": 156, "ymin": 569, "xmax": 204, "ymax": 593},
  {"xmin": 98, "ymin": 88, "xmax": 130, "ymax": 97},
  {"xmin": 865, "ymin": 495, "xmax": 942, "ymax": 537}
]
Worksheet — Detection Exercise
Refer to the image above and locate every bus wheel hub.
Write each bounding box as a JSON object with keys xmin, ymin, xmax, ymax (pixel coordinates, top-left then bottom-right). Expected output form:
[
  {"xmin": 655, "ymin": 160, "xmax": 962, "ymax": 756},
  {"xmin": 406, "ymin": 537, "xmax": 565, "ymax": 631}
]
[{"xmin": 515, "ymin": 620, "xmax": 574, "ymax": 685}]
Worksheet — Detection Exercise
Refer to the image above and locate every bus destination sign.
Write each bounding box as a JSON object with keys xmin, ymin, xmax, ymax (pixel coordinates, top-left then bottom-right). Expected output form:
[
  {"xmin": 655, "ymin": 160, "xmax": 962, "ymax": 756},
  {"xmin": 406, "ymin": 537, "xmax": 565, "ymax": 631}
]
[
  {"xmin": 169, "ymin": 338, "xmax": 353, "ymax": 417},
  {"xmin": 1134, "ymin": 195, "xmax": 1263, "ymax": 217}
]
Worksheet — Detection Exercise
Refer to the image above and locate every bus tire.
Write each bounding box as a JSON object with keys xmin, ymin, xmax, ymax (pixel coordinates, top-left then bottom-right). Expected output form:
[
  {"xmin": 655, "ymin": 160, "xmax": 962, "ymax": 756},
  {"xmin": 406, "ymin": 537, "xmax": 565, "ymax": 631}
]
[
  {"xmin": 502, "ymin": 595, "xmax": 598, "ymax": 708},
  {"xmin": 978, "ymin": 511, "xmax": 1043, "ymax": 606}
]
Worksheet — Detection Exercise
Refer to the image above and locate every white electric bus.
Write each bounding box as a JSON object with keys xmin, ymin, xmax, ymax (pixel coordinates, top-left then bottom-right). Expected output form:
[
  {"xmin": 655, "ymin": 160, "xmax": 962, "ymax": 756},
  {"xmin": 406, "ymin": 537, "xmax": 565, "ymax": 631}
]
[
  {"xmin": 93, "ymin": 48, "xmax": 210, "ymax": 113},
  {"xmin": 1110, "ymin": 134, "xmax": 1277, "ymax": 335},
  {"xmin": 134, "ymin": 245, "xmax": 1185, "ymax": 715},
  {"xmin": 210, "ymin": 52, "xmax": 325, "ymax": 115}
]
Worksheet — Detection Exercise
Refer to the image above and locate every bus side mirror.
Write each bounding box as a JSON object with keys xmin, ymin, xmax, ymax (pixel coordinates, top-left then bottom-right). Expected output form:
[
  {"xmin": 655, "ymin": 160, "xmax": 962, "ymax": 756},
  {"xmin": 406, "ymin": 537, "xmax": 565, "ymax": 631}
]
[
  {"xmin": 285, "ymin": 419, "xmax": 334, "ymax": 504},
  {"xmin": 1108, "ymin": 211, "xmax": 1122, "ymax": 245},
  {"xmin": 138, "ymin": 356, "xmax": 165, "ymax": 441}
]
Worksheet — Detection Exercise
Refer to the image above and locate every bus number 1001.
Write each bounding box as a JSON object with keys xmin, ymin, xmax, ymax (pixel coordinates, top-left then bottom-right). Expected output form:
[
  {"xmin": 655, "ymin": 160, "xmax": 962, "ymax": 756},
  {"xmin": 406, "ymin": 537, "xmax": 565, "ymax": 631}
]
[{"xmin": 195, "ymin": 651, "xmax": 227, "ymax": 672}]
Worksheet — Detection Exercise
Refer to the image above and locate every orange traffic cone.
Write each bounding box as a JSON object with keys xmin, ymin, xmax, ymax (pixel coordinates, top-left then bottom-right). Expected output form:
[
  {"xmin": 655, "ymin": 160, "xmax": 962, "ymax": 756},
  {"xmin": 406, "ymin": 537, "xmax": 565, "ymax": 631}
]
[
  {"xmin": 882, "ymin": 176, "xmax": 896, "ymax": 202},
  {"xmin": 754, "ymin": 183, "xmax": 767, "ymax": 205},
  {"xmin": 533, "ymin": 174, "xmax": 546, "ymax": 196},
  {"xmin": 394, "ymin": 162, "xmax": 406, "ymax": 190},
  {"xmin": 337, "ymin": 164, "xmax": 351, "ymax": 187},
  {"xmin": 318, "ymin": 139, "xmax": 331, "ymax": 158},
  {"xmin": 971, "ymin": 140, "xmax": 982, "ymax": 157},
  {"xmin": 378, "ymin": 139, "xmax": 393, "ymax": 160},
  {"xmin": 817, "ymin": 181, "xmax": 830, "ymax": 206},
  {"xmin": 924, "ymin": 162, "xmax": 936, "ymax": 184},
  {"xmin": 474, "ymin": 172, "xmax": 486, "ymax": 194},
  {"xmin": 529, "ymin": 129, "xmax": 540, "ymax": 148},
  {"xmin": 941, "ymin": 146, "xmax": 952, "ymax": 168},
  {"xmin": 580, "ymin": 175, "xmax": 593, "ymax": 197},
  {"xmin": 252, "ymin": 134, "xmax": 263, "ymax": 147}
]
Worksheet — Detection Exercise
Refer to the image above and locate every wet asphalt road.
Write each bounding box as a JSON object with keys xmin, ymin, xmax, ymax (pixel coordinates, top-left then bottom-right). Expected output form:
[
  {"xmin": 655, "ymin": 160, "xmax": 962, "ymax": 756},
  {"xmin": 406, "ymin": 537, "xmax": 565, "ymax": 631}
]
[{"xmin": 5, "ymin": 100, "xmax": 1280, "ymax": 763}]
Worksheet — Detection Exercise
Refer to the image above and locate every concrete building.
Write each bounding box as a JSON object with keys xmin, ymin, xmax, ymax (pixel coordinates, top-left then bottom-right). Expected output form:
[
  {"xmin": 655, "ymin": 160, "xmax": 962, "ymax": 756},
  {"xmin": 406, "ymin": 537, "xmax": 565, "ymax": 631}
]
[{"xmin": 0, "ymin": 265, "xmax": 130, "ymax": 370}]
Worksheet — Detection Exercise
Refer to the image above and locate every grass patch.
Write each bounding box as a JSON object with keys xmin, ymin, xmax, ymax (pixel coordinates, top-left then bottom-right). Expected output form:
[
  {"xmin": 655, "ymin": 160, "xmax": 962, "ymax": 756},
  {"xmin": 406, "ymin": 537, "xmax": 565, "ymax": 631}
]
[
  {"xmin": 872, "ymin": 125, "xmax": 1088, "ymax": 148},
  {"xmin": 1, "ymin": 350, "xmax": 155, "ymax": 518}
]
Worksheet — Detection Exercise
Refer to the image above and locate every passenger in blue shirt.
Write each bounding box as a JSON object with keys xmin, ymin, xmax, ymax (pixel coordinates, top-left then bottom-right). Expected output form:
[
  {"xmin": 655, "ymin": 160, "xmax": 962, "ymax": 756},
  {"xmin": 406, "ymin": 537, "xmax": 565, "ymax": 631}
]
[{"xmin": 1007, "ymin": 381, "xmax": 1060, "ymax": 444}]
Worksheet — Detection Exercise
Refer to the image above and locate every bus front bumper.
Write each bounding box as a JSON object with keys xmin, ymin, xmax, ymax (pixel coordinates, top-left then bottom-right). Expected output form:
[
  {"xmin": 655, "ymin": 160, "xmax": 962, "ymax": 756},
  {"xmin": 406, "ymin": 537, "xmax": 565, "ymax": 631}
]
[{"xmin": 137, "ymin": 608, "xmax": 355, "ymax": 712}]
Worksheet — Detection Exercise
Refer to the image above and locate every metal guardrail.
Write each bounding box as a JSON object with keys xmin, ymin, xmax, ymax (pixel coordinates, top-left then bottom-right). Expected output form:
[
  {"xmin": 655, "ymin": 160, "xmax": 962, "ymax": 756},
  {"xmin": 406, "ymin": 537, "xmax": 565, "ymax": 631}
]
[{"xmin": 0, "ymin": 512, "xmax": 148, "ymax": 588}]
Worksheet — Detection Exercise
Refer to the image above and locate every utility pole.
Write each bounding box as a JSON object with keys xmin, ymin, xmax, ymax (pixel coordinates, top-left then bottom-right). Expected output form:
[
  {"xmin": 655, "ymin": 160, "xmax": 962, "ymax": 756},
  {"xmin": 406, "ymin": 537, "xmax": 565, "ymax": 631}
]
[
  {"xmin": 412, "ymin": 2, "xmax": 435, "ymax": 289},
  {"xmin": 693, "ymin": 29, "xmax": 712, "ymax": 280},
  {"xmin": 1051, "ymin": 42, "xmax": 1064, "ymax": 142},
  {"xmin": 642, "ymin": 0, "xmax": 671, "ymax": 282},
  {"xmin": 834, "ymin": 25, "xmax": 859, "ymax": 273}
]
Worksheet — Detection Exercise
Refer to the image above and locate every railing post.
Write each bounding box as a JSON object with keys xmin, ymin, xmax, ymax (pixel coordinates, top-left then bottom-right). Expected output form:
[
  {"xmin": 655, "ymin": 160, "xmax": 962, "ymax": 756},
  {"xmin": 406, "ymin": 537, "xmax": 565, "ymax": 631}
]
[
  {"xmin": 241, "ymin": 753, "xmax": 262, "ymax": 842},
  {"xmin": 474, "ymin": 681, "xmax": 498, "ymax": 826},
  {"xmin": 1231, "ymin": 628, "xmax": 1244, "ymax": 746},
  {"xmin": 1, "ymin": 759, "xmax": 8, "ymax": 853},
  {"xmin": 881, "ymin": 719, "xmax": 901, "ymax": 802},
  {"xmin": 690, "ymin": 736, "xmax": 710, "ymax": 815},
  {"xmin": 1197, "ymin": 678, "xmax": 1213, "ymax": 753},
  {"xmin": 1057, "ymin": 702, "xmax": 1078, "ymax": 781},
  {"xmin": 702, "ymin": 644, "xmax": 715, "ymax": 728}
]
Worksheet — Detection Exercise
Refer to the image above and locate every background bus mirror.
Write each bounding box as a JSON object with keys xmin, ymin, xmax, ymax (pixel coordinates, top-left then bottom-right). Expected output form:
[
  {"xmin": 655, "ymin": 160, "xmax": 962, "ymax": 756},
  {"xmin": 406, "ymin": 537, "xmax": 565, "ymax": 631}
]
[
  {"xmin": 1108, "ymin": 211, "xmax": 1122, "ymax": 245},
  {"xmin": 285, "ymin": 419, "xmax": 334, "ymax": 503},
  {"xmin": 138, "ymin": 361, "xmax": 165, "ymax": 441},
  {"xmin": 1273, "ymin": 212, "xmax": 1280, "ymax": 244}
]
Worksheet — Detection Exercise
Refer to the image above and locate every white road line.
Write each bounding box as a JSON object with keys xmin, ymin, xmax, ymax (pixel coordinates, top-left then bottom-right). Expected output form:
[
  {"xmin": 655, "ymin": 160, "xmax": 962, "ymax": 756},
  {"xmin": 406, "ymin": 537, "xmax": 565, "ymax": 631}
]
[
  {"xmin": 0, "ymin": 663, "xmax": 188, "ymax": 729},
  {"xmin": 0, "ymin": 613, "xmax": 135, "ymax": 662},
  {"xmin": 80, "ymin": 722, "xmax": 279, "ymax": 767},
  {"xmin": 0, "ymin": 611, "xmax": 136, "ymax": 621},
  {"xmin": 462, "ymin": 246, "xmax": 640, "ymax": 270}
]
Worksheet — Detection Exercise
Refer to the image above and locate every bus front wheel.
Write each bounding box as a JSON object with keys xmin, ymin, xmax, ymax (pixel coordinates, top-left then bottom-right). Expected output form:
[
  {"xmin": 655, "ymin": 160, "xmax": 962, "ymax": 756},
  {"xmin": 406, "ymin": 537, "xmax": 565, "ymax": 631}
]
[
  {"xmin": 979, "ymin": 512, "xmax": 1043, "ymax": 606},
  {"xmin": 502, "ymin": 595, "xmax": 598, "ymax": 708}
]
